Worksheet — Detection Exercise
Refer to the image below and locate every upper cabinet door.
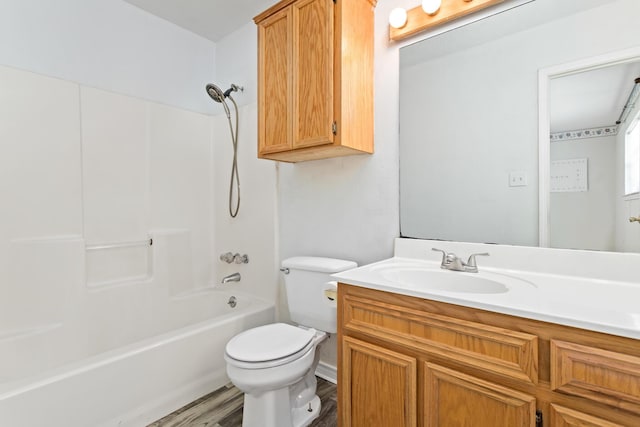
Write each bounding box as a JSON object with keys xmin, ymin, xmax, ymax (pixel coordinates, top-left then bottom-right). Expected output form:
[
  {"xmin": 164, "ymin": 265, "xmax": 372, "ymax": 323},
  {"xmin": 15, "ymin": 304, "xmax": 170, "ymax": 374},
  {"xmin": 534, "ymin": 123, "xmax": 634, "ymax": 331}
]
[
  {"xmin": 257, "ymin": 7, "xmax": 293, "ymax": 155},
  {"xmin": 292, "ymin": 0, "xmax": 334, "ymax": 149}
]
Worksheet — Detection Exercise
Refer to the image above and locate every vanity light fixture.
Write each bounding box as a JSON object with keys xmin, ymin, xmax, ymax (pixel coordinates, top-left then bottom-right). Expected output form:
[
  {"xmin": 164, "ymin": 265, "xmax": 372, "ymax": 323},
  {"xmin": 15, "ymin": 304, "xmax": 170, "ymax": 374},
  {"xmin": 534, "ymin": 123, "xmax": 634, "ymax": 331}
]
[
  {"xmin": 389, "ymin": 0, "xmax": 505, "ymax": 41},
  {"xmin": 422, "ymin": 0, "xmax": 442, "ymax": 15},
  {"xmin": 389, "ymin": 7, "xmax": 408, "ymax": 29}
]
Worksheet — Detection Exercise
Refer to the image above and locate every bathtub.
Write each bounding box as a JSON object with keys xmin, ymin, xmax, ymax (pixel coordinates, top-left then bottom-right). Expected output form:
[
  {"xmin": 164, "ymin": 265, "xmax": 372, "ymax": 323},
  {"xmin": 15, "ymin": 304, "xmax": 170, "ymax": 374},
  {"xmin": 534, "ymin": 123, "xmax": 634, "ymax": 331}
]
[{"xmin": 0, "ymin": 290, "xmax": 275, "ymax": 427}]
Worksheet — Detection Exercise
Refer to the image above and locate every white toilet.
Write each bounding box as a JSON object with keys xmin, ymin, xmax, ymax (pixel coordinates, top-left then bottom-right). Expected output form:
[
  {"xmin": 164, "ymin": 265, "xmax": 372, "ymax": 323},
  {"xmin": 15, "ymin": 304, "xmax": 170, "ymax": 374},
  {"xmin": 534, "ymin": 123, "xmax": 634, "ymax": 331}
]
[{"xmin": 224, "ymin": 256, "xmax": 357, "ymax": 427}]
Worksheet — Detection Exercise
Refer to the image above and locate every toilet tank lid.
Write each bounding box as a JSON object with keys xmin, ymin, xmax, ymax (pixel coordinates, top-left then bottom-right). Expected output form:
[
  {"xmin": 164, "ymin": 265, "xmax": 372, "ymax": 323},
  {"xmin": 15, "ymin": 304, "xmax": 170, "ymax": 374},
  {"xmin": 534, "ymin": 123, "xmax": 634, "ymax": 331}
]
[{"xmin": 282, "ymin": 256, "xmax": 357, "ymax": 273}]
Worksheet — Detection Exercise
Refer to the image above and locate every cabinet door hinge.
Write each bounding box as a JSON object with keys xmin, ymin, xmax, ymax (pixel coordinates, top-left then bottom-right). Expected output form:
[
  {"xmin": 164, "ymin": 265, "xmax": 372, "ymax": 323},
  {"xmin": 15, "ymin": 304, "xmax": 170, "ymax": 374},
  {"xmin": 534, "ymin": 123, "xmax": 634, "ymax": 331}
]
[
  {"xmin": 332, "ymin": 121, "xmax": 338, "ymax": 135},
  {"xmin": 535, "ymin": 410, "xmax": 543, "ymax": 427}
]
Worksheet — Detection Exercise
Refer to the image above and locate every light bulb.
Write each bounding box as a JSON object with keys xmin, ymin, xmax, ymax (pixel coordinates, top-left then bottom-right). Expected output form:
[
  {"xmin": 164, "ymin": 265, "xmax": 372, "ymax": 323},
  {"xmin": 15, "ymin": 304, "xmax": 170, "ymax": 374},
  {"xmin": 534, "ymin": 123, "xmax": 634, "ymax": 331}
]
[
  {"xmin": 422, "ymin": 0, "xmax": 442, "ymax": 15},
  {"xmin": 389, "ymin": 8, "xmax": 407, "ymax": 29}
]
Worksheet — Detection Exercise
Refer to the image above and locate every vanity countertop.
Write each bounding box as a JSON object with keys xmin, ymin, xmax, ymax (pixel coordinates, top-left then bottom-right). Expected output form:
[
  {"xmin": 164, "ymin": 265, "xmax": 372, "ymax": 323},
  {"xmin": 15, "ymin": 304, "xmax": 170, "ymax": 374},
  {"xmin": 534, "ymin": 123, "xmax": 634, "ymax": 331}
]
[{"xmin": 333, "ymin": 255, "xmax": 640, "ymax": 340}]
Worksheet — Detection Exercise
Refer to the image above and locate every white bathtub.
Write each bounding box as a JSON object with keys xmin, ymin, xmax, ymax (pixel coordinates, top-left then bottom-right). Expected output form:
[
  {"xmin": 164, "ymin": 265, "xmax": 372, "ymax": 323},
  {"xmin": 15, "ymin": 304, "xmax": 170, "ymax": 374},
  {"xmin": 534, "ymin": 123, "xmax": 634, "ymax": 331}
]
[{"xmin": 0, "ymin": 290, "xmax": 274, "ymax": 427}]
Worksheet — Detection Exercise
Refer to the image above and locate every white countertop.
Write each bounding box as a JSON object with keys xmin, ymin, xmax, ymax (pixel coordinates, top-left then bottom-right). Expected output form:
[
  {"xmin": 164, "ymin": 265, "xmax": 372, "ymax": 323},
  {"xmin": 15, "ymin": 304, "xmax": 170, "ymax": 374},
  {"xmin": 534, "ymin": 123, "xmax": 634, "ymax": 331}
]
[{"xmin": 333, "ymin": 240, "xmax": 640, "ymax": 340}]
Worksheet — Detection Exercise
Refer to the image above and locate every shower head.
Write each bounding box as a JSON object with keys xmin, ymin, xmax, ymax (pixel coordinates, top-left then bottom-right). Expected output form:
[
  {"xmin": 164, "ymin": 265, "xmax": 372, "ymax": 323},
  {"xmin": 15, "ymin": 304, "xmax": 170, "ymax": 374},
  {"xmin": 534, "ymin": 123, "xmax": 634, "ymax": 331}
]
[
  {"xmin": 206, "ymin": 83, "xmax": 226, "ymax": 103},
  {"xmin": 205, "ymin": 83, "xmax": 244, "ymax": 118},
  {"xmin": 206, "ymin": 83, "xmax": 231, "ymax": 118}
]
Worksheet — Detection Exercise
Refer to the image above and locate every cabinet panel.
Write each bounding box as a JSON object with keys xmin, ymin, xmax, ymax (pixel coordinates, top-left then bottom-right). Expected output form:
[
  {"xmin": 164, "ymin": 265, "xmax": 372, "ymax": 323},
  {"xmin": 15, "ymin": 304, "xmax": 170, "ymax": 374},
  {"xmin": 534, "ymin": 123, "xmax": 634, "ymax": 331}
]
[
  {"xmin": 292, "ymin": 0, "xmax": 334, "ymax": 148},
  {"xmin": 257, "ymin": 7, "xmax": 292, "ymax": 154},
  {"xmin": 343, "ymin": 293, "xmax": 538, "ymax": 383},
  {"xmin": 424, "ymin": 363, "xmax": 536, "ymax": 427},
  {"xmin": 341, "ymin": 336, "xmax": 417, "ymax": 427},
  {"xmin": 550, "ymin": 404, "xmax": 625, "ymax": 427},
  {"xmin": 551, "ymin": 340, "xmax": 640, "ymax": 414}
]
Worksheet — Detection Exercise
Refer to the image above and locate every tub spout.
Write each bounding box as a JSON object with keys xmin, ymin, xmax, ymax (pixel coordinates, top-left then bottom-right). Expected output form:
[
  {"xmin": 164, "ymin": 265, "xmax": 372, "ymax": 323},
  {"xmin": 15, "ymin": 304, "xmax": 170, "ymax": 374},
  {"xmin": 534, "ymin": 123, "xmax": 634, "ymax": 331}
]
[{"xmin": 221, "ymin": 272, "xmax": 241, "ymax": 284}]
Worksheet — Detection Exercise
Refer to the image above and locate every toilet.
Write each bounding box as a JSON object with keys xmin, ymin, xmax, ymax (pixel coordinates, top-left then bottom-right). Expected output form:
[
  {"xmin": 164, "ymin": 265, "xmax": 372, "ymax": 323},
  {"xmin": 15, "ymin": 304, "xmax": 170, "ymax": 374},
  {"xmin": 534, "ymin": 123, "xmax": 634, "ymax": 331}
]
[{"xmin": 224, "ymin": 256, "xmax": 357, "ymax": 427}]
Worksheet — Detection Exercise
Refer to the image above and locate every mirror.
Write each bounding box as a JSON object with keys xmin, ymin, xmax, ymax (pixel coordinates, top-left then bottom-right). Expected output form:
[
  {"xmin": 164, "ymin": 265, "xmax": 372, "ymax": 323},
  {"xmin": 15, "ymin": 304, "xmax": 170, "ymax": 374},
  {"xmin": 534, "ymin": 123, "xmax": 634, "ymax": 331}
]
[{"xmin": 399, "ymin": 0, "xmax": 640, "ymax": 252}]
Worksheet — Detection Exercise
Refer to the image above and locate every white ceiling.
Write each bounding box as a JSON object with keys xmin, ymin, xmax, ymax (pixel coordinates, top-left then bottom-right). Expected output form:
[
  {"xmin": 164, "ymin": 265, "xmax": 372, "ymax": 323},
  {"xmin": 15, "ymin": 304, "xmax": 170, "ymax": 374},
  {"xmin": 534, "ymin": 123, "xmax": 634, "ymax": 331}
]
[
  {"xmin": 124, "ymin": 0, "xmax": 277, "ymax": 42},
  {"xmin": 549, "ymin": 61, "xmax": 640, "ymax": 133}
]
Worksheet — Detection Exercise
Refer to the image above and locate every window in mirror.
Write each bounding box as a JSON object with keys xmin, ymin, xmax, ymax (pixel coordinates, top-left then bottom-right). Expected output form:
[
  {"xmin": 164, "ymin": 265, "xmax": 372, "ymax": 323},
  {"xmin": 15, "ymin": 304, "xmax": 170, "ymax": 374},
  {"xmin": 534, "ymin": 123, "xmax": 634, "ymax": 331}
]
[{"xmin": 625, "ymin": 113, "xmax": 640, "ymax": 196}]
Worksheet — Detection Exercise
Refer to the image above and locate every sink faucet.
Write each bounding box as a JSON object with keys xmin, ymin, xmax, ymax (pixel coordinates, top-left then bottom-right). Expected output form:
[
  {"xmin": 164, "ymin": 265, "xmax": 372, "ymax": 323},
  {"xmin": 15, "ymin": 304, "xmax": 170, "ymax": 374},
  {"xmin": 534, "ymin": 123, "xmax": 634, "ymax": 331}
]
[
  {"xmin": 432, "ymin": 248, "xmax": 489, "ymax": 273},
  {"xmin": 221, "ymin": 272, "xmax": 241, "ymax": 284}
]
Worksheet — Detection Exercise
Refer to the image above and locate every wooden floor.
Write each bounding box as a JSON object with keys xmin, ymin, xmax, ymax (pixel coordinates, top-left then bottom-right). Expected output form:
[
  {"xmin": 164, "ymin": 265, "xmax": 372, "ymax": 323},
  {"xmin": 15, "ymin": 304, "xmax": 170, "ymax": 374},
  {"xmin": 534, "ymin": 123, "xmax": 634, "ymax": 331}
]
[{"xmin": 148, "ymin": 377, "xmax": 337, "ymax": 427}]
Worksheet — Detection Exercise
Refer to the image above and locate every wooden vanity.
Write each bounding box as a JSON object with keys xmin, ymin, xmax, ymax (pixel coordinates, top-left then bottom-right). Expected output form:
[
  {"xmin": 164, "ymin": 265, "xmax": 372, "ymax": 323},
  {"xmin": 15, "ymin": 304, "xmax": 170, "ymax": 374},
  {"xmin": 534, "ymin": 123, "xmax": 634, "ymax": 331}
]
[{"xmin": 338, "ymin": 283, "xmax": 640, "ymax": 427}]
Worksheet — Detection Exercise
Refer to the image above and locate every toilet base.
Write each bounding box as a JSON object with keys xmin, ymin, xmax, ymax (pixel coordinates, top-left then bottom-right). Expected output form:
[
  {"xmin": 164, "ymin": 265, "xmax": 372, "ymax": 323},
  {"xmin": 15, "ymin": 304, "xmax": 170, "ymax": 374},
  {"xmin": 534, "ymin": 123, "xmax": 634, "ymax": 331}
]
[
  {"xmin": 242, "ymin": 389, "xmax": 321, "ymax": 427},
  {"xmin": 292, "ymin": 395, "xmax": 321, "ymax": 427}
]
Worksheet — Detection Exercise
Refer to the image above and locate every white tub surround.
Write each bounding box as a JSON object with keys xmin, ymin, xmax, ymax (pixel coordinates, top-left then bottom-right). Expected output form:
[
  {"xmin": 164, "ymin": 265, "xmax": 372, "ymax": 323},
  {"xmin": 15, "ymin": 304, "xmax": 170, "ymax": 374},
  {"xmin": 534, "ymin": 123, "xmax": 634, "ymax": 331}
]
[{"xmin": 333, "ymin": 238, "xmax": 640, "ymax": 340}]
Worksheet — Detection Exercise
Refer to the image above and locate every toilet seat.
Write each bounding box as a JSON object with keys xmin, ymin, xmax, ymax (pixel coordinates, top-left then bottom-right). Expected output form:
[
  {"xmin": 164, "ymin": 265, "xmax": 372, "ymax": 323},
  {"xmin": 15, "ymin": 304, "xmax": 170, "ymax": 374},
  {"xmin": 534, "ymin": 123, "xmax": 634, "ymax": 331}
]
[{"xmin": 225, "ymin": 323, "xmax": 317, "ymax": 369}]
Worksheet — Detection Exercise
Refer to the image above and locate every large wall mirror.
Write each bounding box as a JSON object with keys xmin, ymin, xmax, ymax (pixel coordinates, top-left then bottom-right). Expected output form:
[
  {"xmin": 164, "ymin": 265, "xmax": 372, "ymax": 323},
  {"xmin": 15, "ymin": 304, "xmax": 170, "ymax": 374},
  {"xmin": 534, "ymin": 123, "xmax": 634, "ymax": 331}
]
[{"xmin": 399, "ymin": 0, "xmax": 640, "ymax": 252}]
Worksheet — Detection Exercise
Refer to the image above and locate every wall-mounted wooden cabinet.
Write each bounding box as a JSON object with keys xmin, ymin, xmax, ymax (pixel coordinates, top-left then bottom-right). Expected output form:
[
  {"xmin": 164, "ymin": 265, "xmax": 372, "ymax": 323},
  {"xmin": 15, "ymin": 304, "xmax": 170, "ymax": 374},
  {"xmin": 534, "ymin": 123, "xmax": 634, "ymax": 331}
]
[
  {"xmin": 254, "ymin": 0, "xmax": 376, "ymax": 163},
  {"xmin": 338, "ymin": 284, "xmax": 640, "ymax": 427}
]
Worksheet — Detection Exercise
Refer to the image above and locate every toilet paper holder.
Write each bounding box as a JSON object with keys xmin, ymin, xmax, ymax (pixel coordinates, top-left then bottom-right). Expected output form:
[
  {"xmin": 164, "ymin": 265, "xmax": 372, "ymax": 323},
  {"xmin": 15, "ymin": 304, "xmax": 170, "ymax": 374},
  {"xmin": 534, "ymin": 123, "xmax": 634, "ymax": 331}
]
[
  {"xmin": 324, "ymin": 289, "xmax": 337, "ymax": 301},
  {"xmin": 324, "ymin": 281, "xmax": 338, "ymax": 301}
]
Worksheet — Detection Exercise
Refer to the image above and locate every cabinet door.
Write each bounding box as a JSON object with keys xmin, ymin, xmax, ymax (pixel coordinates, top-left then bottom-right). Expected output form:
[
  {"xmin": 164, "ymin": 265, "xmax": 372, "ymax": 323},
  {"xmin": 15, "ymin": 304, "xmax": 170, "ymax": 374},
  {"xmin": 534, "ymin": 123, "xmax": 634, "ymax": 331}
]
[
  {"xmin": 257, "ymin": 6, "xmax": 292, "ymax": 155},
  {"xmin": 341, "ymin": 336, "xmax": 417, "ymax": 427},
  {"xmin": 292, "ymin": 0, "xmax": 334, "ymax": 149},
  {"xmin": 424, "ymin": 363, "xmax": 536, "ymax": 427},
  {"xmin": 550, "ymin": 404, "xmax": 625, "ymax": 427}
]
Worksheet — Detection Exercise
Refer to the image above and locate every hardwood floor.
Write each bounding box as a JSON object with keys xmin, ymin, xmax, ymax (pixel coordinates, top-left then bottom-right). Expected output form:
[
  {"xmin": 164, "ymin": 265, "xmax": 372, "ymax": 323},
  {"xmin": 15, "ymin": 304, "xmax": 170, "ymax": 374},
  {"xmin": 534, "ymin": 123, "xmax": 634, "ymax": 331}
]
[{"xmin": 148, "ymin": 377, "xmax": 337, "ymax": 427}]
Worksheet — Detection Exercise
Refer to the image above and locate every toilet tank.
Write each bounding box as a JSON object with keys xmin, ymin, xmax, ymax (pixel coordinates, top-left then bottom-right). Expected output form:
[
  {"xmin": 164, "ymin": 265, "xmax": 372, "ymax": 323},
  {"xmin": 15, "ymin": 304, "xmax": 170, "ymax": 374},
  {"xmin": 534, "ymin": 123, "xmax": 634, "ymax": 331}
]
[{"xmin": 282, "ymin": 256, "xmax": 357, "ymax": 333}]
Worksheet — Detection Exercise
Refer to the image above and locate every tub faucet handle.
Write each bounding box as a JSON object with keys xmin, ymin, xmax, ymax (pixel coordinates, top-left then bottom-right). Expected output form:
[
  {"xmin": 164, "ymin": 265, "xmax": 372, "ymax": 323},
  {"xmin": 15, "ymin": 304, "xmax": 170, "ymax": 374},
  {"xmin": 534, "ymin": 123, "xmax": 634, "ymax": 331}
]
[
  {"xmin": 233, "ymin": 253, "xmax": 249, "ymax": 264},
  {"xmin": 220, "ymin": 252, "xmax": 234, "ymax": 263}
]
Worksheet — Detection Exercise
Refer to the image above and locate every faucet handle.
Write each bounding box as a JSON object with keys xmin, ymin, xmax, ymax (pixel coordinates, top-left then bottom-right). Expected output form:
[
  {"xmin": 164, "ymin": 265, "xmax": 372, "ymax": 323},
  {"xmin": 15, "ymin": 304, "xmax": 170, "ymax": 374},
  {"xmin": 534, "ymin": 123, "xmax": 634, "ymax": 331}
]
[
  {"xmin": 219, "ymin": 252, "xmax": 234, "ymax": 263},
  {"xmin": 432, "ymin": 248, "xmax": 447, "ymax": 265},
  {"xmin": 466, "ymin": 252, "xmax": 490, "ymax": 268},
  {"xmin": 233, "ymin": 253, "xmax": 249, "ymax": 264}
]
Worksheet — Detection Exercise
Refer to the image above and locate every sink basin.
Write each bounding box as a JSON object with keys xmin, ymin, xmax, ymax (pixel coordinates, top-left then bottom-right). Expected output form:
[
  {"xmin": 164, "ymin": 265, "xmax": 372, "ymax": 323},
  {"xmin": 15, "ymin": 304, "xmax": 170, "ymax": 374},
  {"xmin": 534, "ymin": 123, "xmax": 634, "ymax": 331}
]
[{"xmin": 380, "ymin": 268, "xmax": 509, "ymax": 294}]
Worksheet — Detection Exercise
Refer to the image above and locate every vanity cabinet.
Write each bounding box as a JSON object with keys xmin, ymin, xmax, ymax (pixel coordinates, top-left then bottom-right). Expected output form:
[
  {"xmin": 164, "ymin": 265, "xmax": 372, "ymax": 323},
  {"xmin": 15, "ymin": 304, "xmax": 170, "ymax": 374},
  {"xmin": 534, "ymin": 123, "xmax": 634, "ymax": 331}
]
[
  {"xmin": 338, "ymin": 283, "xmax": 640, "ymax": 426},
  {"xmin": 254, "ymin": 0, "xmax": 375, "ymax": 162}
]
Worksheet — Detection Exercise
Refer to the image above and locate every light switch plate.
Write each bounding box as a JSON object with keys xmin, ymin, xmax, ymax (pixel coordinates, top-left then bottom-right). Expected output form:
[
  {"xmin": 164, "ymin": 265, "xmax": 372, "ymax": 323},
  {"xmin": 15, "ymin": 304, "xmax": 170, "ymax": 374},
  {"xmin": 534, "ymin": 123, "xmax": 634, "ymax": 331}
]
[{"xmin": 509, "ymin": 171, "xmax": 528, "ymax": 187}]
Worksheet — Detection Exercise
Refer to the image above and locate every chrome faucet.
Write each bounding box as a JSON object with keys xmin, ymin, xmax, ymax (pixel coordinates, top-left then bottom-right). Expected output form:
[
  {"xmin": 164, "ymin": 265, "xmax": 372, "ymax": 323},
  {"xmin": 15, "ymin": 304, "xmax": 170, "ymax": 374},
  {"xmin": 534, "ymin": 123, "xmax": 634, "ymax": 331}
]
[
  {"xmin": 432, "ymin": 248, "xmax": 489, "ymax": 273},
  {"xmin": 221, "ymin": 272, "xmax": 241, "ymax": 284}
]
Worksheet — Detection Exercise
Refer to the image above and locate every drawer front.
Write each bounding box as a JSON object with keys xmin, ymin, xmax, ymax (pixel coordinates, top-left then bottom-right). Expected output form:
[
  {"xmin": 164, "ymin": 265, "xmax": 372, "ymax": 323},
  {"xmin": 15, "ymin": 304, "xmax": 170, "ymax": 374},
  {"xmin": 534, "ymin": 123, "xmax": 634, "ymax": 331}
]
[
  {"xmin": 551, "ymin": 340, "xmax": 640, "ymax": 414},
  {"xmin": 343, "ymin": 294, "xmax": 538, "ymax": 383}
]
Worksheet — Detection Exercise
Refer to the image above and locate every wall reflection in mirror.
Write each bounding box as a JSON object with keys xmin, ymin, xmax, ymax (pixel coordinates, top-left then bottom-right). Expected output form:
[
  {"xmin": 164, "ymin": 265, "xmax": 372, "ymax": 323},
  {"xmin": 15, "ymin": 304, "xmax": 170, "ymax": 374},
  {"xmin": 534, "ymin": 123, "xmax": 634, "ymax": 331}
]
[{"xmin": 399, "ymin": 0, "xmax": 640, "ymax": 253}]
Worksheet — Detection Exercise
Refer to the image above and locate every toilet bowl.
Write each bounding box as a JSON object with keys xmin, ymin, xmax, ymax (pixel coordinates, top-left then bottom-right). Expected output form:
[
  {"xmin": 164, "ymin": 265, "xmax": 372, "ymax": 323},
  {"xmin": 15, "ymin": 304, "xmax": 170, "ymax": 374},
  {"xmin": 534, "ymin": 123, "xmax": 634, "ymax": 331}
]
[
  {"xmin": 225, "ymin": 323, "xmax": 327, "ymax": 427},
  {"xmin": 224, "ymin": 256, "xmax": 357, "ymax": 427}
]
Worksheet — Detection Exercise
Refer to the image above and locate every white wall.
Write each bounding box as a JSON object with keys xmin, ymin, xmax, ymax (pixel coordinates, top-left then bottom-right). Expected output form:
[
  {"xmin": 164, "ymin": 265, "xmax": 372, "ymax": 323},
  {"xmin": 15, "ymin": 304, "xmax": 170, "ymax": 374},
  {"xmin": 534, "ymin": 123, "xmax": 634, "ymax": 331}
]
[
  {"xmin": 0, "ymin": 0, "xmax": 216, "ymax": 114},
  {"xmin": 550, "ymin": 136, "xmax": 616, "ymax": 251}
]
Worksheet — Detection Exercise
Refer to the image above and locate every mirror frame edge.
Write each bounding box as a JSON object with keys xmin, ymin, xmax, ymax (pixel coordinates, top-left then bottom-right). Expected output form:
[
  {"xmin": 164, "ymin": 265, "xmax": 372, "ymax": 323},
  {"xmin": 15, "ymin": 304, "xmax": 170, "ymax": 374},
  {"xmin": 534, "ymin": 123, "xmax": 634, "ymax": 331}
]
[{"xmin": 538, "ymin": 45, "xmax": 640, "ymax": 249}]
